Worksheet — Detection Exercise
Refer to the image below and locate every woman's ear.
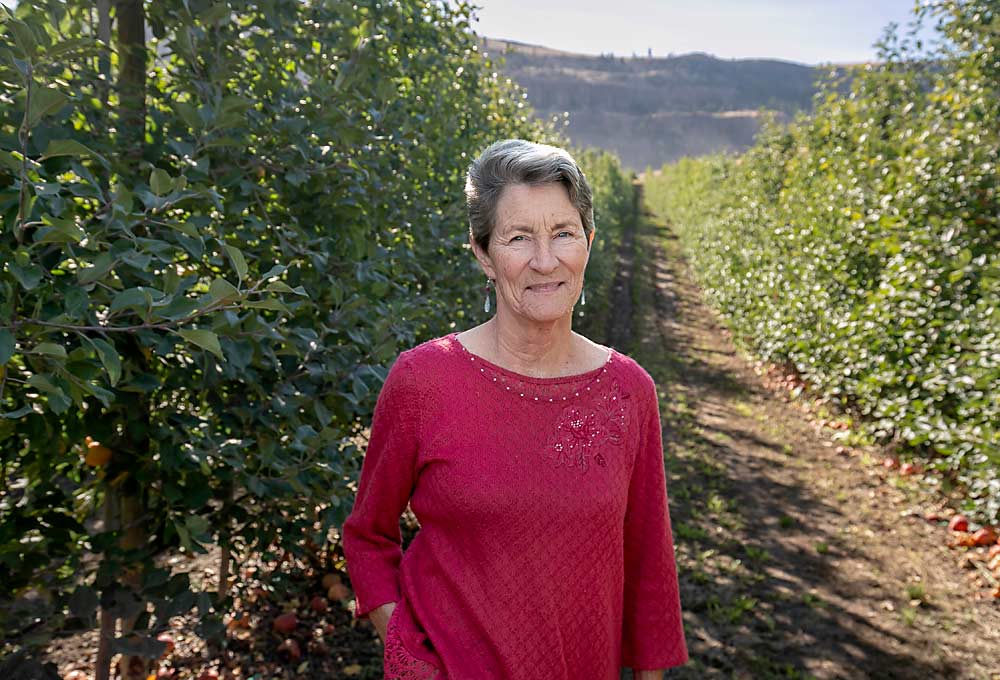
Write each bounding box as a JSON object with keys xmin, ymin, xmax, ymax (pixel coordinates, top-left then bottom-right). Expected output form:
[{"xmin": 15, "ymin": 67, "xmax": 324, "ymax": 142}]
[{"xmin": 470, "ymin": 233, "xmax": 496, "ymax": 280}]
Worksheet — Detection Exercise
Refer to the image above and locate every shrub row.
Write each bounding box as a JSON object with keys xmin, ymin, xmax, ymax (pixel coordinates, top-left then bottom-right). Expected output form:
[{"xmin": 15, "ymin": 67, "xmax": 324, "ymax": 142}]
[
  {"xmin": 0, "ymin": 0, "xmax": 634, "ymax": 671},
  {"xmin": 644, "ymin": 0, "xmax": 999, "ymax": 522}
]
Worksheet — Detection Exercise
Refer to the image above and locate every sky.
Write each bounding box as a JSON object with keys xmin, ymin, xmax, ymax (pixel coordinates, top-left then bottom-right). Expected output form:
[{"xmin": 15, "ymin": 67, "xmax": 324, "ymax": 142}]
[{"xmin": 467, "ymin": 0, "xmax": 940, "ymax": 65}]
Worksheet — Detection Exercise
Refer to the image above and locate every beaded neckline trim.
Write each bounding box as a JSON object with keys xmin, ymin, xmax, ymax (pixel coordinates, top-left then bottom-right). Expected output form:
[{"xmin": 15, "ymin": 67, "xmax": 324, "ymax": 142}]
[{"xmin": 449, "ymin": 332, "xmax": 616, "ymax": 403}]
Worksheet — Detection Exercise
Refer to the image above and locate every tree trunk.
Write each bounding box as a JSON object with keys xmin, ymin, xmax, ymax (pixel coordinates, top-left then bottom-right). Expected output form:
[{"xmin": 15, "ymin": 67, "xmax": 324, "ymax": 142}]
[
  {"xmin": 94, "ymin": 486, "xmax": 118, "ymax": 680},
  {"xmin": 116, "ymin": 0, "xmax": 145, "ymax": 167},
  {"xmin": 114, "ymin": 4, "xmax": 150, "ymax": 679}
]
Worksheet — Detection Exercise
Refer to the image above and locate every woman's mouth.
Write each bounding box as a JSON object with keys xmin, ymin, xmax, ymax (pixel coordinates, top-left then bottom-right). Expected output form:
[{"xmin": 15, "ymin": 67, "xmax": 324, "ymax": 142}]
[{"xmin": 528, "ymin": 282, "xmax": 563, "ymax": 293}]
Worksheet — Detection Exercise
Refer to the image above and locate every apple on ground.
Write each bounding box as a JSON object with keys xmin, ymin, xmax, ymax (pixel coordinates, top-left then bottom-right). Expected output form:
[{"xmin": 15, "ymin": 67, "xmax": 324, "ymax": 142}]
[
  {"xmin": 272, "ymin": 612, "xmax": 298, "ymax": 634},
  {"xmin": 948, "ymin": 514, "xmax": 969, "ymax": 532},
  {"xmin": 327, "ymin": 582, "xmax": 351, "ymax": 600}
]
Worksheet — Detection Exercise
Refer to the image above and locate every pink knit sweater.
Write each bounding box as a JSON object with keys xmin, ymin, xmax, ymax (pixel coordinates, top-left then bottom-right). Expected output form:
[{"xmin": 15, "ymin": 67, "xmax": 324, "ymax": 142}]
[{"xmin": 342, "ymin": 332, "xmax": 688, "ymax": 678}]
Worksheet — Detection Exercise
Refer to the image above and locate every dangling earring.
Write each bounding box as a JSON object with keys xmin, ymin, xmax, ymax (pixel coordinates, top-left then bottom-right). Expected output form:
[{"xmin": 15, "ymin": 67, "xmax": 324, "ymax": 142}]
[
  {"xmin": 484, "ymin": 277, "xmax": 493, "ymax": 314},
  {"xmin": 580, "ymin": 284, "xmax": 586, "ymax": 306}
]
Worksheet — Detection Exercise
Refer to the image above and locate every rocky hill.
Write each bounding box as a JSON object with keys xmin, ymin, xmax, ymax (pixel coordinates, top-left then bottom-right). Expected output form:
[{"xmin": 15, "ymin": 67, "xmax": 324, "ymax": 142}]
[{"xmin": 483, "ymin": 38, "xmax": 842, "ymax": 170}]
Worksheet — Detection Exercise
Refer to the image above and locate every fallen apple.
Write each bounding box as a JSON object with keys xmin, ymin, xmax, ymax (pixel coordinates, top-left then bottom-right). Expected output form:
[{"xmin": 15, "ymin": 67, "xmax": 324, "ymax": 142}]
[
  {"xmin": 310, "ymin": 595, "xmax": 328, "ymax": 613},
  {"xmin": 948, "ymin": 514, "xmax": 969, "ymax": 532},
  {"xmin": 272, "ymin": 612, "xmax": 298, "ymax": 634},
  {"xmin": 327, "ymin": 583, "xmax": 350, "ymax": 600},
  {"xmin": 882, "ymin": 457, "xmax": 897, "ymax": 469},
  {"xmin": 972, "ymin": 527, "xmax": 998, "ymax": 546},
  {"xmin": 949, "ymin": 532, "xmax": 978, "ymax": 548},
  {"xmin": 321, "ymin": 573, "xmax": 341, "ymax": 590},
  {"xmin": 899, "ymin": 462, "xmax": 918, "ymax": 476},
  {"xmin": 226, "ymin": 611, "xmax": 250, "ymax": 630}
]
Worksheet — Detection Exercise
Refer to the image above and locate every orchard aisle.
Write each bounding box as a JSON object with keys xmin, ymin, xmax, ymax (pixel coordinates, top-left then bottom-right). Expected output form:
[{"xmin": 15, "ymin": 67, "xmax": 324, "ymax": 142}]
[{"xmin": 623, "ymin": 214, "xmax": 1000, "ymax": 679}]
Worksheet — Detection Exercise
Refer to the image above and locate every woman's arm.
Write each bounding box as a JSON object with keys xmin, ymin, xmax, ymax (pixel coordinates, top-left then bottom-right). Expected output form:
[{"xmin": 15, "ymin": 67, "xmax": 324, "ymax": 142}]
[
  {"xmin": 621, "ymin": 371, "xmax": 688, "ymax": 671},
  {"xmin": 369, "ymin": 601, "xmax": 397, "ymax": 643},
  {"xmin": 341, "ymin": 353, "xmax": 421, "ymax": 622}
]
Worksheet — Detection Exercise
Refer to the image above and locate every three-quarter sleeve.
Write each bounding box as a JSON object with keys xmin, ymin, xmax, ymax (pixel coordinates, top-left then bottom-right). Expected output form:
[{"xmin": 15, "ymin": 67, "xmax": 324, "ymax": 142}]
[
  {"xmin": 621, "ymin": 374, "xmax": 688, "ymax": 670},
  {"xmin": 342, "ymin": 351, "xmax": 420, "ymax": 620}
]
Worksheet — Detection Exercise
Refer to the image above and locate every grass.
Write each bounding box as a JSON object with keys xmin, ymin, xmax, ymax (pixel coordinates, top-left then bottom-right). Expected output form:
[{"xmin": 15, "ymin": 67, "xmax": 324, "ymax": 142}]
[
  {"xmin": 905, "ymin": 583, "xmax": 926, "ymax": 603},
  {"xmin": 802, "ymin": 592, "xmax": 827, "ymax": 609}
]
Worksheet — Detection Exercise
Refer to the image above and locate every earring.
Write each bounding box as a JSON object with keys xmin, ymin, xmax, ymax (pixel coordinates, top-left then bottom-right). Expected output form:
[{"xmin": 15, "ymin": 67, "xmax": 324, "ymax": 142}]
[
  {"xmin": 580, "ymin": 285, "xmax": 586, "ymax": 307},
  {"xmin": 484, "ymin": 277, "xmax": 493, "ymax": 314}
]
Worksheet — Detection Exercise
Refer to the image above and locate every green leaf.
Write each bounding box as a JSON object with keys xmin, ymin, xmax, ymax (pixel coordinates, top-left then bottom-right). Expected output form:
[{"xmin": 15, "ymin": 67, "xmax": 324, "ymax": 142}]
[
  {"xmin": 208, "ymin": 277, "xmax": 241, "ymax": 303},
  {"xmin": 34, "ymin": 213, "xmax": 84, "ymax": 244},
  {"xmin": 176, "ymin": 329, "xmax": 224, "ymax": 360},
  {"xmin": 1, "ymin": 405, "xmax": 34, "ymax": 419},
  {"xmin": 28, "ymin": 374, "xmax": 70, "ymax": 413},
  {"xmin": 27, "ymin": 87, "xmax": 69, "ymax": 127},
  {"xmin": 264, "ymin": 280, "xmax": 295, "ymax": 294},
  {"xmin": 8, "ymin": 261, "xmax": 44, "ymax": 290},
  {"xmin": 260, "ymin": 264, "xmax": 287, "ymax": 280},
  {"xmin": 8, "ymin": 19, "xmax": 37, "ymax": 57},
  {"xmin": 150, "ymin": 168, "xmax": 173, "ymax": 196},
  {"xmin": 109, "ymin": 287, "xmax": 154, "ymax": 315},
  {"xmin": 77, "ymin": 252, "xmax": 115, "ymax": 285},
  {"xmin": 0, "ymin": 330, "xmax": 14, "ymax": 364},
  {"xmin": 89, "ymin": 337, "xmax": 122, "ymax": 386},
  {"xmin": 198, "ymin": 2, "xmax": 231, "ymax": 26},
  {"xmin": 244, "ymin": 298, "xmax": 290, "ymax": 313},
  {"xmin": 114, "ymin": 185, "xmax": 134, "ymax": 214},
  {"xmin": 223, "ymin": 244, "xmax": 248, "ymax": 281},
  {"xmin": 0, "ymin": 150, "xmax": 21, "ymax": 173},
  {"xmin": 32, "ymin": 342, "xmax": 66, "ymax": 358},
  {"xmin": 41, "ymin": 139, "xmax": 108, "ymax": 166}
]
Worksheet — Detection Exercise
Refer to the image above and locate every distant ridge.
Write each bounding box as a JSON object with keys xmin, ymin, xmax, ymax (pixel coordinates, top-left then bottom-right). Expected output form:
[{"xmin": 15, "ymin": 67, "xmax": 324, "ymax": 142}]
[{"xmin": 481, "ymin": 38, "xmax": 841, "ymax": 169}]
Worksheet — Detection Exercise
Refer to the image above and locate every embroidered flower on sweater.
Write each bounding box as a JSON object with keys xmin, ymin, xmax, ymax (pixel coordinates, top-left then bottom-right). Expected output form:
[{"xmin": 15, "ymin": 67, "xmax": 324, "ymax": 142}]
[{"xmin": 546, "ymin": 379, "xmax": 628, "ymax": 472}]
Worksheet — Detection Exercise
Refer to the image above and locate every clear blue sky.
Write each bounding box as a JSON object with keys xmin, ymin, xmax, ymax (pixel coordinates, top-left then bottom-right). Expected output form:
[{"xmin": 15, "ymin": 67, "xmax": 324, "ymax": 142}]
[{"xmin": 468, "ymin": 0, "xmax": 938, "ymax": 65}]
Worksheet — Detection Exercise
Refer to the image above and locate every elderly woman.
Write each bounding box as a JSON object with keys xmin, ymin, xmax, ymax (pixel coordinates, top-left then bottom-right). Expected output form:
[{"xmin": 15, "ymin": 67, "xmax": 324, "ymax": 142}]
[{"xmin": 342, "ymin": 139, "xmax": 688, "ymax": 679}]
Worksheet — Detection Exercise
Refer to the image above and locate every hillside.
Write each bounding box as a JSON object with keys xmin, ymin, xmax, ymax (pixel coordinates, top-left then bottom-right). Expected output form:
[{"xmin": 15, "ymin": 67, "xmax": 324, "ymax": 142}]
[{"xmin": 483, "ymin": 38, "xmax": 839, "ymax": 169}]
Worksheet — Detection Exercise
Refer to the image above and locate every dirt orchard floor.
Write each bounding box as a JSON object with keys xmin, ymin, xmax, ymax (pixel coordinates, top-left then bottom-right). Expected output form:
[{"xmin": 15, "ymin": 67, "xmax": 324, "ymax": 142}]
[{"xmin": 622, "ymin": 213, "xmax": 1000, "ymax": 679}]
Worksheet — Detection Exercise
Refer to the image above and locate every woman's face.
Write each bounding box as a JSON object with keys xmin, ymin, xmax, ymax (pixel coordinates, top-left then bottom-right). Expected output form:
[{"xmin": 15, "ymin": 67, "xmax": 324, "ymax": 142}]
[{"xmin": 473, "ymin": 182, "xmax": 591, "ymax": 325}]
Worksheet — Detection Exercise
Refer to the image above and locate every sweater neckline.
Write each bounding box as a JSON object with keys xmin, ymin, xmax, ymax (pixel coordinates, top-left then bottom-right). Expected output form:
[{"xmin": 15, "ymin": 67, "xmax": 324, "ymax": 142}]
[{"xmin": 448, "ymin": 332, "xmax": 616, "ymax": 386}]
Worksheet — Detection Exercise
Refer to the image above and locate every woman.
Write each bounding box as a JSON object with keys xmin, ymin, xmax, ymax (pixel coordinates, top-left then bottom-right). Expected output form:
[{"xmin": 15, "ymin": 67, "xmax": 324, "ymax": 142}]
[{"xmin": 342, "ymin": 139, "xmax": 688, "ymax": 679}]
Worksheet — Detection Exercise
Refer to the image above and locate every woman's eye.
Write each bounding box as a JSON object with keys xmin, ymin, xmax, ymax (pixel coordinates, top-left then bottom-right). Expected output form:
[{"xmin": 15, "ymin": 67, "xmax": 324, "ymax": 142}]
[
  {"xmin": 557, "ymin": 231, "xmax": 572, "ymax": 237},
  {"xmin": 510, "ymin": 235, "xmax": 525, "ymax": 242}
]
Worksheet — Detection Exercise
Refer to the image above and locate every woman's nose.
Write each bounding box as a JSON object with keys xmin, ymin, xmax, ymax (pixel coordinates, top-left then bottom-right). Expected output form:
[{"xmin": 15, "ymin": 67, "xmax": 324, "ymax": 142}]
[{"xmin": 530, "ymin": 240, "xmax": 558, "ymax": 272}]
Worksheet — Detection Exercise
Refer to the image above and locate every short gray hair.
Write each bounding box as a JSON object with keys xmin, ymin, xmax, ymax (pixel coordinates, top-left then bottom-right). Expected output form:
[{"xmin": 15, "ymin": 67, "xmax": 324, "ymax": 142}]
[{"xmin": 464, "ymin": 139, "xmax": 594, "ymax": 254}]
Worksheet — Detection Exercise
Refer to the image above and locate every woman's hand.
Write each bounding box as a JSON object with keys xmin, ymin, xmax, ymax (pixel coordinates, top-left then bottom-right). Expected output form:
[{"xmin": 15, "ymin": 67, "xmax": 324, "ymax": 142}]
[
  {"xmin": 369, "ymin": 601, "xmax": 397, "ymax": 643},
  {"xmin": 634, "ymin": 671, "xmax": 664, "ymax": 680}
]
